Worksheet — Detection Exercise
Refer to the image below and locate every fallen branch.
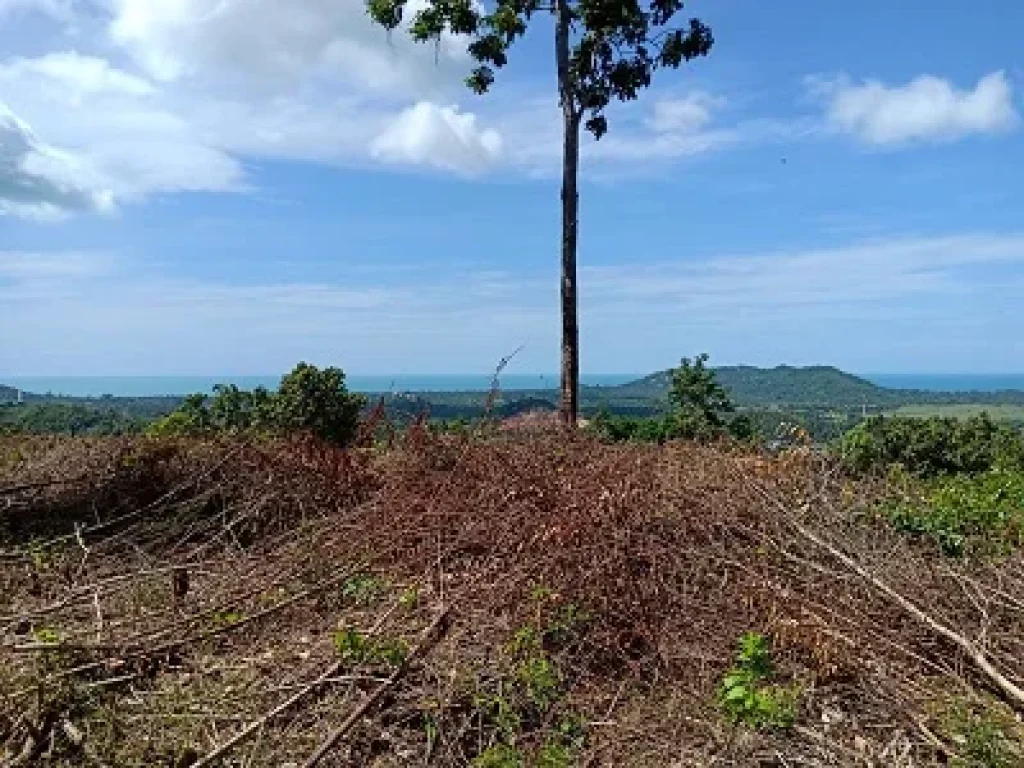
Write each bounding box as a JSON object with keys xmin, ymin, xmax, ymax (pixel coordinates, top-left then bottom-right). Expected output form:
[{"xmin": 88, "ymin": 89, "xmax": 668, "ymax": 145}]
[
  {"xmin": 190, "ymin": 602, "xmax": 444, "ymax": 768},
  {"xmin": 302, "ymin": 607, "xmax": 451, "ymax": 767},
  {"xmin": 13, "ymin": 561, "xmax": 367, "ymax": 694},
  {"xmin": 787, "ymin": 516, "xmax": 1024, "ymax": 711},
  {"xmin": 60, "ymin": 720, "xmax": 111, "ymax": 768},
  {"xmin": 734, "ymin": 462, "xmax": 1024, "ymax": 711}
]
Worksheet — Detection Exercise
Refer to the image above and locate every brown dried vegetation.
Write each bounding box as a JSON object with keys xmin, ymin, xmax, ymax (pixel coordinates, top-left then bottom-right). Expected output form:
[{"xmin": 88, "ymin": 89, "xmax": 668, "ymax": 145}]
[{"xmin": 1, "ymin": 426, "xmax": 1022, "ymax": 766}]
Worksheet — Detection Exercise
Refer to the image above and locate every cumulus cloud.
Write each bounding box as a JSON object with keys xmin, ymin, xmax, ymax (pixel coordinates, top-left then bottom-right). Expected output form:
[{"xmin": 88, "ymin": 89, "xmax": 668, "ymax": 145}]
[
  {"xmin": 0, "ymin": 103, "xmax": 114, "ymax": 219},
  {"xmin": 813, "ymin": 70, "xmax": 1019, "ymax": 145},
  {"xmin": 371, "ymin": 102, "xmax": 501, "ymax": 175},
  {"xmin": 0, "ymin": 0, "xmax": 513, "ymax": 218},
  {"xmin": 105, "ymin": 0, "xmax": 472, "ymax": 94}
]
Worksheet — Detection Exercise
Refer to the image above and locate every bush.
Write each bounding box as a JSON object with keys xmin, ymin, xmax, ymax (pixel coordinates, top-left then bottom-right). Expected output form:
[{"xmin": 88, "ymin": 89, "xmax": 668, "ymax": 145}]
[
  {"xmin": 838, "ymin": 414, "xmax": 1024, "ymax": 477},
  {"xmin": 884, "ymin": 469, "xmax": 1024, "ymax": 556},
  {"xmin": 273, "ymin": 363, "xmax": 364, "ymax": 445},
  {"xmin": 147, "ymin": 363, "xmax": 366, "ymax": 446}
]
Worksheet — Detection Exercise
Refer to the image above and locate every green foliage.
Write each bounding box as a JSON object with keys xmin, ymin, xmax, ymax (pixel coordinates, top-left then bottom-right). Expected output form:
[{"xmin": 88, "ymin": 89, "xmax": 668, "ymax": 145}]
[
  {"xmin": 273, "ymin": 362, "xmax": 365, "ymax": 445},
  {"xmin": 936, "ymin": 696, "xmax": 1023, "ymax": 767},
  {"xmin": 718, "ymin": 632, "xmax": 798, "ymax": 730},
  {"xmin": 590, "ymin": 354, "xmax": 753, "ymax": 444},
  {"xmin": 538, "ymin": 713, "xmax": 588, "ymax": 767},
  {"xmin": 341, "ymin": 572, "xmax": 387, "ymax": 605},
  {"xmin": 33, "ymin": 626, "xmax": 62, "ymax": 644},
  {"xmin": 0, "ymin": 402, "xmax": 143, "ymax": 436},
  {"xmin": 839, "ymin": 415, "xmax": 1024, "ymax": 477},
  {"xmin": 333, "ymin": 628, "xmax": 408, "ymax": 667},
  {"xmin": 514, "ymin": 655, "xmax": 561, "ymax": 711},
  {"xmin": 471, "ymin": 743, "xmax": 524, "ymax": 768},
  {"xmin": 473, "ymin": 689, "xmax": 523, "ymax": 741},
  {"xmin": 884, "ymin": 469, "xmax": 1024, "ymax": 557},
  {"xmin": 670, "ymin": 353, "xmax": 742, "ymax": 440},
  {"xmin": 148, "ymin": 362, "xmax": 365, "ymax": 446},
  {"xmin": 366, "ymin": 0, "xmax": 711, "ymax": 140}
]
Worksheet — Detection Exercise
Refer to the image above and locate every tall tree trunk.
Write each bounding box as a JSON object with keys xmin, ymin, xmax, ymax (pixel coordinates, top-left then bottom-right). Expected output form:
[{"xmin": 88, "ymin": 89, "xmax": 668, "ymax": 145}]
[{"xmin": 556, "ymin": 0, "xmax": 581, "ymax": 427}]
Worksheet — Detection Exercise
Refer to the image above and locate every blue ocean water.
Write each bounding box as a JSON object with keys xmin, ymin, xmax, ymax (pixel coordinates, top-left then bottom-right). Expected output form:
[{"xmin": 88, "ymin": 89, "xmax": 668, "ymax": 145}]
[
  {"xmin": 863, "ymin": 374, "xmax": 1024, "ymax": 392},
  {"xmin": 6, "ymin": 372, "xmax": 1024, "ymax": 398},
  {"xmin": 2, "ymin": 374, "xmax": 640, "ymax": 398}
]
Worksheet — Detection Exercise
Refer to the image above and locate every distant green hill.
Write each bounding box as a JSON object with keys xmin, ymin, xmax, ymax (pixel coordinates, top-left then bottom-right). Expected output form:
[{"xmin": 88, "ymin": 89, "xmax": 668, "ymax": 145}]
[
  {"xmin": 612, "ymin": 365, "xmax": 896, "ymax": 407},
  {"xmin": 610, "ymin": 365, "xmax": 1024, "ymax": 409}
]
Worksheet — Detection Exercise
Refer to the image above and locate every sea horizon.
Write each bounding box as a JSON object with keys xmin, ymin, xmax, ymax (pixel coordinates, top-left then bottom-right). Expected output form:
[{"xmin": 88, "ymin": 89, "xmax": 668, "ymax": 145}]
[{"xmin": 5, "ymin": 372, "xmax": 1024, "ymax": 398}]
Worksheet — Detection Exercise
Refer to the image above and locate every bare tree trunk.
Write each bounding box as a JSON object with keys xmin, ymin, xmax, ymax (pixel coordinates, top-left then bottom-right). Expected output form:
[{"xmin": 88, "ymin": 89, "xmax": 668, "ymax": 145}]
[{"xmin": 556, "ymin": 0, "xmax": 581, "ymax": 427}]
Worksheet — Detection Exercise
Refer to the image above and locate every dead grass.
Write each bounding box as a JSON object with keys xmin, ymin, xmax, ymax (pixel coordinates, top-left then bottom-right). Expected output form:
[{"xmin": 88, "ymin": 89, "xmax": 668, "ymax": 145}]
[{"xmin": 1, "ymin": 428, "xmax": 1022, "ymax": 766}]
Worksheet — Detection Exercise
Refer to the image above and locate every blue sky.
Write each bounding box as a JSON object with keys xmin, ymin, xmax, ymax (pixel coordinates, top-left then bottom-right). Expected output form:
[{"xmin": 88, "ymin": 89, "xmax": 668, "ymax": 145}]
[{"xmin": 1, "ymin": 0, "xmax": 1022, "ymax": 376}]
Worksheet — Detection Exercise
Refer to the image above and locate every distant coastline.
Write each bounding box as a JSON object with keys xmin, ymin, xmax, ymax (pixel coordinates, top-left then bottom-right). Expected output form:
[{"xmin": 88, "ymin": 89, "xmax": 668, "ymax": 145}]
[
  {"xmin": 4, "ymin": 372, "xmax": 1024, "ymax": 398},
  {"xmin": 0, "ymin": 374, "xmax": 640, "ymax": 398}
]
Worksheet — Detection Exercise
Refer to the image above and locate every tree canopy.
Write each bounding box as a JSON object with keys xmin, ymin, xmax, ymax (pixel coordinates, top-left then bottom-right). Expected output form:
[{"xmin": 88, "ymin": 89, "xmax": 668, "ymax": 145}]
[
  {"xmin": 148, "ymin": 363, "xmax": 366, "ymax": 446},
  {"xmin": 367, "ymin": 0, "xmax": 712, "ymax": 425}
]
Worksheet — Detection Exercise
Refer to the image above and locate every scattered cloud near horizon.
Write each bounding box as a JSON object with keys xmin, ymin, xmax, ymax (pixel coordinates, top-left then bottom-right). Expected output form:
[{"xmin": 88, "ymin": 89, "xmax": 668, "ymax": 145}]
[{"xmin": 5, "ymin": 232, "xmax": 1024, "ymax": 374}]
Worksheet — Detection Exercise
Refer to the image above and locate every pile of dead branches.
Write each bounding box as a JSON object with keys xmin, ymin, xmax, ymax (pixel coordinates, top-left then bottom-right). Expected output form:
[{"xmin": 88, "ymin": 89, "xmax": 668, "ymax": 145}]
[{"xmin": 1, "ymin": 429, "xmax": 1022, "ymax": 766}]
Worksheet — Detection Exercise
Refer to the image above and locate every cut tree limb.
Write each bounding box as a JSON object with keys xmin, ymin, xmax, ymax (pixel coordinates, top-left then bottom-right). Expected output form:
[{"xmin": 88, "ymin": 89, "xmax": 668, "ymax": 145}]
[
  {"xmin": 302, "ymin": 607, "xmax": 451, "ymax": 767},
  {"xmin": 787, "ymin": 516, "xmax": 1024, "ymax": 711},
  {"xmin": 734, "ymin": 463, "xmax": 1024, "ymax": 711}
]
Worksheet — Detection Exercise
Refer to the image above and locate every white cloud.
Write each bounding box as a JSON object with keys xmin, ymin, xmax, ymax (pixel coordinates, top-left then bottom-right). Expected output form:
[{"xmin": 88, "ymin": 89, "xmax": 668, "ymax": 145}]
[
  {"xmin": 105, "ymin": 0, "xmax": 472, "ymax": 94},
  {"xmin": 647, "ymin": 92, "xmax": 723, "ymax": 134},
  {"xmin": 814, "ymin": 70, "xmax": 1018, "ymax": 145},
  {"xmin": 0, "ymin": 0, "xmax": 74, "ymax": 20},
  {"xmin": 371, "ymin": 102, "xmax": 501, "ymax": 175},
  {"xmin": 0, "ymin": 249, "xmax": 112, "ymax": 280},
  {"xmin": 5, "ymin": 233, "xmax": 1024, "ymax": 374},
  {"xmin": 0, "ymin": 52, "xmax": 155, "ymax": 101},
  {"xmin": 0, "ymin": 103, "xmax": 114, "ymax": 219},
  {"xmin": 0, "ymin": 0, "xmax": 512, "ymax": 218}
]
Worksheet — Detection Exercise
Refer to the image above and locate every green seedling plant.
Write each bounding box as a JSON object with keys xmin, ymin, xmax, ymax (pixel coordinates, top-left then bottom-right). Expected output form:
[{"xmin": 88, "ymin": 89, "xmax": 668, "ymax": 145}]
[
  {"xmin": 718, "ymin": 632, "xmax": 798, "ymax": 730},
  {"xmin": 514, "ymin": 655, "xmax": 561, "ymax": 712},
  {"xmin": 936, "ymin": 696, "xmax": 1024, "ymax": 768},
  {"xmin": 341, "ymin": 572, "xmax": 387, "ymax": 605},
  {"xmin": 471, "ymin": 743, "xmax": 523, "ymax": 768},
  {"xmin": 333, "ymin": 628, "xmax": 408, "ymax": 667},
  {"xmin": 538, "ymin": 713, "xmax": 588, "ymax": 768},
  {"xmin": 399, "ymin": 585, "xmax": 419, "ymax": 610},
  {"xmin": 210, "ymin": 610, "xmax": 244, "ymax": 628}
]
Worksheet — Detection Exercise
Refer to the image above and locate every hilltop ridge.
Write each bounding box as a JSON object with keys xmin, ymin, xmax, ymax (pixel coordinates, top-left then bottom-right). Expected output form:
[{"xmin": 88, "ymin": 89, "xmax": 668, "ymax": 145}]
[{"xmin": 609, "ymin": 364, "xmax": 887, "ymax": 407}]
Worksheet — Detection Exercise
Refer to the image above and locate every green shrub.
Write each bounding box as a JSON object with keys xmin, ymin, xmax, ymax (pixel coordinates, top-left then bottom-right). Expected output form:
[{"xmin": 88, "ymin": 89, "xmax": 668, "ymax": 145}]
[
  {"xmin": 147, "ymin": 362, "xmax": 365, "ymax": 446},
  {"xmin": 718, "ymin": 632, "xmax": 798, "ymax": 730},
  {"xmin": 839, "ymin": 415, "xmax": 1024, "ymax": 477},
  {"xmin": 471, "ymin": 744, "xmax": 523, "ymax": 768},
  {"xmin": 935, "ymin": 696, "xmax": 1023, "ymax": 767},
  {"xmin": 884, "ymin": 469, "xmax": 1024, "ymax": 556}
]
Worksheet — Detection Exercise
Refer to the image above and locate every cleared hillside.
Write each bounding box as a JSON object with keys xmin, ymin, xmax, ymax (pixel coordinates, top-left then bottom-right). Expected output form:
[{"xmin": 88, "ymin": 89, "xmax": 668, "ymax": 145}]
[{"xmin": 2, "ymin": 432, "xmax": 1022, "ymax": 765}]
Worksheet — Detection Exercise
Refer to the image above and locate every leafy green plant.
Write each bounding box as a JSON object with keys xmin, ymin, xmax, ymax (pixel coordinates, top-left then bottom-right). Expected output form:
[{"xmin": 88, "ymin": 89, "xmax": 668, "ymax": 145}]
[
  {"xmin": 936, "ymin": 696, "xmax": 1023, "ymax": 767},
  {"xmin": 472, "ymin": 690, "xmax": 521, "ymax": 741},
  {"xmin": 147, "ymin": 362, "xmax": 366, "ymax": 445},
  {"xmin": 718, "ymin": 632, "xmax": 798, "ymax": 730},
  {"xmin": 210, "ymin": 610, "xmax": 245, "ymax": 628},
  {"xmin": 515, "ymin": 655, "xmax": 561, "ymax": 712},
  {"xmin": 33, "ymin": 626, "xmax": 62, "ymax": 644},
  {"xmin": 538, "ymin": 713, "xmax": 588, "ymax": 767},
  {"xmin": 399, "ymin": 586, "xmax": 419, "ymax": 610},
  {"xmin": 884, "ymin": 469, "xmax": 1024, "ymax": 556},
  {"xmin": 341, "ymin": 572, "xmax": 386, "ymax": 605},
  {"xmin": 333, "ymin": 629, "xmax": 408, "ymax": 667},
  {"xmin": 839, "ymin": 414, "xmax": 1024, "ymax": 477},
  {"xmin": 471, "ymin": 743, "xmax": 523, "ymax": 768}
]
